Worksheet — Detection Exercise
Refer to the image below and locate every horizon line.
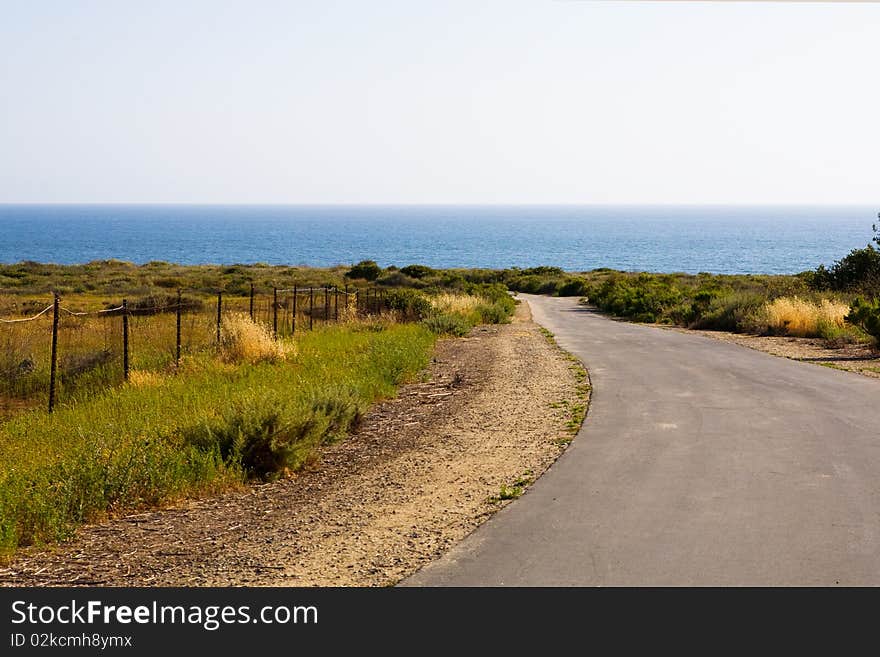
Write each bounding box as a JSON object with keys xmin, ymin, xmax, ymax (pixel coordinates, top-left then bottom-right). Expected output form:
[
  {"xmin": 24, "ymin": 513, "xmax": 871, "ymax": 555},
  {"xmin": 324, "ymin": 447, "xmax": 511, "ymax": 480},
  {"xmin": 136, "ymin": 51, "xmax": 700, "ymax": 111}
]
[{"xmin": 0, "ymin": 202, "xmax": 876, "ymax": 208}]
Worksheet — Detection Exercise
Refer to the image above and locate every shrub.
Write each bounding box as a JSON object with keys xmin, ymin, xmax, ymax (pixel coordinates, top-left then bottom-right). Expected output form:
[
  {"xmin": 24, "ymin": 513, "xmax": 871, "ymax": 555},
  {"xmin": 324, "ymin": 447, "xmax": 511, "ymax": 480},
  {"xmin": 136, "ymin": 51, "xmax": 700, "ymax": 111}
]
[
  {"xmin": 467, "ymin": 283, "xmax": 516, "ymax": 318},
  {"xmin": 422, "ymin": 313, "xmax": 472, "ymax": 336},
  {"xmin": 811, "ymin": 244, "xmax": 880, "ymax": 295},
  {"xmin": 377, "ymin": 271, "xmax": 421, "ymax": 288},
  {"xmin": 383, "ymin": 288, "xmax": 434, "ymax": 320},
  {"xmin": 846, "ymin": 297, "xmax": 880, "ymax": 343},
  {"xmin": 400, "ymin": 264, "xmax": 434, "ymax": 279},
  {"xmin": 220, "ymin": 313, "xmax": 289, "ymax": 364},
  {"xmin": 506, "ymin": 275, "xmax": 560, "ymax": 295},
  {"xmin": 587, "ymin": 274, "xmax": 683, "ymax": 323},
  {"xmin": 474, "ymin": 302, "xmax": 511, "ymax": 324},
  {"xmin": 690, "ymin": 293, "xmax": 766, "ymax": 332},
  {"xmin": 556, "ymin": 278, "xmax": 588, "ymax": 297},
  {"xmin": 345, "ymin": 260, "xmax": 382, "ymax": 281}
]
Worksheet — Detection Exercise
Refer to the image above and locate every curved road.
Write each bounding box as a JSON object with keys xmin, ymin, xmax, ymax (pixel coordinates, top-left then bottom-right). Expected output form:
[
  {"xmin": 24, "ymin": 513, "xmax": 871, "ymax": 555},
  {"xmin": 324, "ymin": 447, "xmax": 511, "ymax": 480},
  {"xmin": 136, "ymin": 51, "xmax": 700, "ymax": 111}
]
[{"xmin": 405, "ymin": 294, "xmax": 880, "ymax": 586}]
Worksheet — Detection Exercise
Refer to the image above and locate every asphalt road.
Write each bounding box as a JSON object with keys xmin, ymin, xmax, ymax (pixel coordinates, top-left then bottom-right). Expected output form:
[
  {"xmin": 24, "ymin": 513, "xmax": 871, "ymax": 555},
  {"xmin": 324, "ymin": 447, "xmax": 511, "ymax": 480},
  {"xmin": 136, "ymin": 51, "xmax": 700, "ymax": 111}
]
[{"xmin": 404, "ymin": 294, "xmax": 880, "ymax": 586}]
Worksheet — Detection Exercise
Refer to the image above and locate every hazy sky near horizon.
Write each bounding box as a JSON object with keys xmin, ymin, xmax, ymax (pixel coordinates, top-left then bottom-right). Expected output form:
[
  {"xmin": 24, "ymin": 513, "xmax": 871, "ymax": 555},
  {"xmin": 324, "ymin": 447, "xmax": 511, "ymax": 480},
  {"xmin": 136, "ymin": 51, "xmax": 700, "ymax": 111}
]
[{"xmin": 1, "ymin": 1, "xmax": 878, "ymax": 205}]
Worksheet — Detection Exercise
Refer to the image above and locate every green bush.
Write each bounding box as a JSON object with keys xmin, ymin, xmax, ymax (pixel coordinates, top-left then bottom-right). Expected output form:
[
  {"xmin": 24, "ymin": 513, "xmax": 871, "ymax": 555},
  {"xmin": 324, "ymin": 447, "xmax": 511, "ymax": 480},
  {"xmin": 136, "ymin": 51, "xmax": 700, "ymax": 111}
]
[
  {"xmin": 506, "ymin": 275, "xmax": 561, "ymax": 295},
  {"xmin": 400, "ymin": 264, "xmax": 435, "ymax": 279},
  {"xmin": 811, "ymin": 244, "xmax": 880, "ymax": 295},
  {"xmin": 474, "ymin": 302, "xmax": 510, "ymax": 325},
  {"xmin": 377, "ymin": 271, "xmax": 422, "ymax": 288},
  {"xmin": 422, "ymin": 313, "xmax": 473, "ymax": 336},
  {"xmin": 383, "ymin": 288, "xmax": 434, "ymax": 320},
  {"xmin": 846, "ymin": 297, "xmax": 880, "ymax": 342},
  {"xmin": 345, "ymin": 260, "xmax": 382, "ymax": 281},
  {"xmin": 689, "ymin": 292, "xmax": 766, "ymax": 332},
  {"xmin": 556, "ymin": 278, "xmax": 589, "ymax": 297},
  {"xmin": 587, "ymin": 274, "xmax": 683, "ymax": 323}
]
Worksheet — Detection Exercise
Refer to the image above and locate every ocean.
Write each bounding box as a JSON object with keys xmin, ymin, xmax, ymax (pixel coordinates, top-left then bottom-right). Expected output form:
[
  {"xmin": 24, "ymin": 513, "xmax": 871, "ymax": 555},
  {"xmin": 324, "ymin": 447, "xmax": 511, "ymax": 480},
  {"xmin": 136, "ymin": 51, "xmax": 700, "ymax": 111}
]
[{"xmin": 0, "ymin": 205, "xmax": 875, "ymax": 275}]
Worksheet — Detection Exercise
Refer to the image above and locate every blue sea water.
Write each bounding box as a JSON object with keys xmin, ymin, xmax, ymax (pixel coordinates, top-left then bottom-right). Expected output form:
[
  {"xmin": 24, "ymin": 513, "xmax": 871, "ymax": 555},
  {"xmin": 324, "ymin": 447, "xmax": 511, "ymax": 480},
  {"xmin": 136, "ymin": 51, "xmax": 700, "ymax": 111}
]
[{"xmin": 0, "ymin": 205, "xmax": 876, "ymax": 275}]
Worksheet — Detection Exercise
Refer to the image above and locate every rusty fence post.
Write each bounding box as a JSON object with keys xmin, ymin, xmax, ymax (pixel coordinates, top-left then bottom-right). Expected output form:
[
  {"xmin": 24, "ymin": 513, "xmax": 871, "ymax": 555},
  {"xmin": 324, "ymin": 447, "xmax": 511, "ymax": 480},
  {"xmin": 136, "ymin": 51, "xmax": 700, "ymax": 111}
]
[
  {"xmin": 122, "ymin": 298, "xmax": 130, "ymax": 382},
  {"xmin": 176, "ymin": 288, "xmax": 182, "ymax": 369},
  {"xmin": 273, "ymin": 287, "xmax": 278, "ymax": 338},
  {"xmin": 216, "ymin": 291, "xmax": 222, "ymax": 344},
  {"xmin": 47, "ymin": 293, "xmax": 60, "ymax": 413},
  {"xmin": 292, "ymin": 284, "xmax": 297, "ymax": 334}
]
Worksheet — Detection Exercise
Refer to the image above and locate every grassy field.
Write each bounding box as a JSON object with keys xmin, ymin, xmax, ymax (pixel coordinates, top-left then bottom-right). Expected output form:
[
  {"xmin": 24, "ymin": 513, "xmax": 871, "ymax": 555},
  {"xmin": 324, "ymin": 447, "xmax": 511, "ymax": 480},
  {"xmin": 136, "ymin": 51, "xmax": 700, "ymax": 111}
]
[
  {"xmin": 0, "ymin": 276, "xmax": 515, "ymax": 556},
  {"xmin": 0, "ymin": 260, "xmax": 351, "ymax": 297}
]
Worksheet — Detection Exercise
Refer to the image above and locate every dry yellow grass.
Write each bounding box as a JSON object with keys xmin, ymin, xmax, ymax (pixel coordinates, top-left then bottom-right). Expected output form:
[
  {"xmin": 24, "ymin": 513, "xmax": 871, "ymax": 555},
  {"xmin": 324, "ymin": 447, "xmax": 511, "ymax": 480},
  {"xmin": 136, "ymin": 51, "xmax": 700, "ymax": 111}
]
[
  {"xmin": 762, "ymin": 296, "xmax": 849, "ymax": 337},
  {"xmin": 127, "ymin": 370, "xmax": 166, "ymax": 387},
  {"xmin": 220, "ymin": 313, "xmax": 291, "ymax": 364},
  {"xmin": 431, "ymin": 293, "xmax": 482, "ymax": 315}
]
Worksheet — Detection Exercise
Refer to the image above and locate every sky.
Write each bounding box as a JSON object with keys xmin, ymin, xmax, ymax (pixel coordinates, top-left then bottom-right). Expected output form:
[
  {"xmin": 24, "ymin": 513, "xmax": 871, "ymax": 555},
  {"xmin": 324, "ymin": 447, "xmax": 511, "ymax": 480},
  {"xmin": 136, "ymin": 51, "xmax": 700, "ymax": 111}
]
[{"xmin": 1, "ymin": 0, "xmax": 878, "ymax": 205}]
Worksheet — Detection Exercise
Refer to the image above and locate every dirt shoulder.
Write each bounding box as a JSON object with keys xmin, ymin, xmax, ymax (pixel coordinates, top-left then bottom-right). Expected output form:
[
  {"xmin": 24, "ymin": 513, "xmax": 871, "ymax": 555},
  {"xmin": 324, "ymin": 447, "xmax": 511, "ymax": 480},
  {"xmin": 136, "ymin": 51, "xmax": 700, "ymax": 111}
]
[
  {"xmin": 0, "ymin": 300, "xmax": 586, "ymax": 587},
  {"xmin": 671, "ymin": 327, "xmax": 880, "ymax": 379}
]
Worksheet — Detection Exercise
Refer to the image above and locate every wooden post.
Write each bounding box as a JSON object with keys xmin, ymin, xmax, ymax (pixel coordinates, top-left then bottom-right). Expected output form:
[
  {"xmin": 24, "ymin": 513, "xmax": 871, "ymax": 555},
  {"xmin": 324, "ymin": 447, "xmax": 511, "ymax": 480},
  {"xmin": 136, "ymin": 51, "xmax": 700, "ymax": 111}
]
[
  {"xmin": 216, "ymin": 291, "xmax": 222, "ymax": 344},
  {"xmin": 273, "ymin": 287, "xmax": 278, "ymax": 338},
  {"xmin": 309, "ymin": 288, "xmax": 314, "ymax": 330},
  {"xmin": 176, "ymin": 288, "xmax": 182, "ymax": 368},
  {"xmin": 324, "ymin": 287, "xmax": 329, "ymax": 321},
  {"xmin": 334, "ymin": 286, "xmax": 339, "ymax": 321},
  {"xmin": 48, "ymin": 293, "xmax": 60, "ymax": 413},
  {"xmin": 292, "ymin": 284, "xmax": 298, "ymax": 334},
  {"xmin": 249, "ymin": 283, "xmax": 255, "ymax": 321},
  {"xmin": 122, "ymin": 298, "xmax": 129, "ymax": 382}
]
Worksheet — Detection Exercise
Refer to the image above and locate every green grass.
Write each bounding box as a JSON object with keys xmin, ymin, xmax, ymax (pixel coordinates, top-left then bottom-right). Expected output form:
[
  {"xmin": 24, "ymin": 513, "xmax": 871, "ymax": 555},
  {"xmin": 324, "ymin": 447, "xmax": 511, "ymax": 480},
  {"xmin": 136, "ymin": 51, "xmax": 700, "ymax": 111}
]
[
  {"xmin": 0, "ymin": 322, "xmax": 435, "ymax": 556},
  {"xmin": 0, "ymin": 260, "xmax": 352, "ymax": 297},
  {"xmin": 489, "ymin": 471, "xmax": 534, "ymax": 503},
  {"xmin": 536, "ymin": 332, "xmax": 591, "ymax": 445}
]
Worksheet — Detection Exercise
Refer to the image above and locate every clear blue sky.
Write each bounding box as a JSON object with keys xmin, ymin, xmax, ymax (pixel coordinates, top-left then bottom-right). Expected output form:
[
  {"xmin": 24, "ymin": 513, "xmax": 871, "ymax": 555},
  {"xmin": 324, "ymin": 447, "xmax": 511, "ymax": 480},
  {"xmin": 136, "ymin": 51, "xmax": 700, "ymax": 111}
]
[{"xmin": 1, "ymin": 1, "xmax": 878, "ymax": 204}]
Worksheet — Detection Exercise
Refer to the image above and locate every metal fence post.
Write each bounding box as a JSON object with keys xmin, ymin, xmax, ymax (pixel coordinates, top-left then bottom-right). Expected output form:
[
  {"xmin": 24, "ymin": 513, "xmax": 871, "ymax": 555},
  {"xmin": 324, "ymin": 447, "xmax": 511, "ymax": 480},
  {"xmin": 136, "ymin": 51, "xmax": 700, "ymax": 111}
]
[
  {"xmin": 249, "ymin": 283, "xmax": 255, "ymax": 321},
  {"xmin": 273, "ymin": 287, "xmax": 278, "ymax": 338},
  {"xmin": 216, "ymin": 291, "xmax": 222, "ymax": 344},
  {"xmin": 122, "ymin": 298, "xmax": 130, "ymax": 382},
  {"xmin": 292, "ymin": 284, "xmax": 297, "ymax": 334},
  {"xmin": 324, "ymin": 287, "xmax": 330, "ymax": 321},
  {"xmin": 48, "ymin": 293, "xmax": 60, "ymax": 413},
  {"xmin": 176, "ymin": 288, "xmax": 182, "ymax": 368}
]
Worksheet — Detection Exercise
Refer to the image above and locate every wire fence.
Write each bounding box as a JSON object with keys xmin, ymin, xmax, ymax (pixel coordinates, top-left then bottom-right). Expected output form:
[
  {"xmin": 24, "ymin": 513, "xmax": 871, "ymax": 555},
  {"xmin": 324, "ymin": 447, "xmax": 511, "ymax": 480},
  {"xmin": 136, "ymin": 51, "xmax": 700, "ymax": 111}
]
[{"xmin": 0, "ymin": 284, "xmax": 391, "ymax": 416}]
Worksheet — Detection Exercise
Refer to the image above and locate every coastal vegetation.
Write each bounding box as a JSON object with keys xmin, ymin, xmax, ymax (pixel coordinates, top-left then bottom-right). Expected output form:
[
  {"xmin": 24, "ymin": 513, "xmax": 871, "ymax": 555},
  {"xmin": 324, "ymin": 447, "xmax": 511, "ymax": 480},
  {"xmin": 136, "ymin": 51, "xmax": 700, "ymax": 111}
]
[
  {"xmin": 0, "ymin": 282, "xmax": 514, "ymax": 555},
  {"xmin": 3, "ymin": 224, "xmax": 878, "ymax": 555}
]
